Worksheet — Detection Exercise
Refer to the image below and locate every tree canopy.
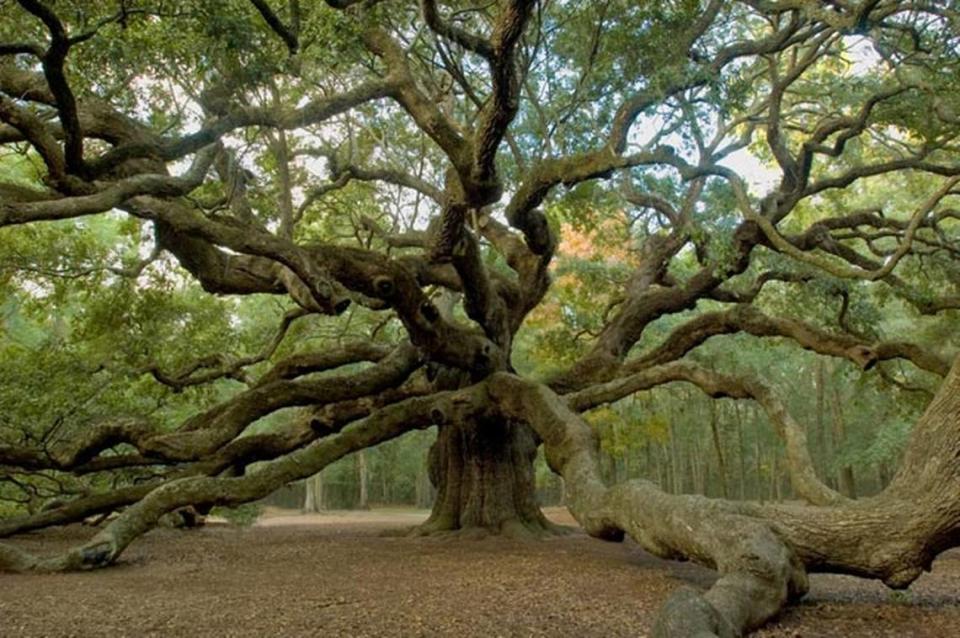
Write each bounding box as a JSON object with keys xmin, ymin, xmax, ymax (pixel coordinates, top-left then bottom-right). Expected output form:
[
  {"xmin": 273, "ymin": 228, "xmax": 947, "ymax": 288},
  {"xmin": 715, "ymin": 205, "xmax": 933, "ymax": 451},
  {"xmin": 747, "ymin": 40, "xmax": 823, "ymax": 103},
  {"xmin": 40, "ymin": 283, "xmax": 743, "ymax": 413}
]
[{"xmin": 1, "ymin": 1, "xmax": 960, "ymax": 635}]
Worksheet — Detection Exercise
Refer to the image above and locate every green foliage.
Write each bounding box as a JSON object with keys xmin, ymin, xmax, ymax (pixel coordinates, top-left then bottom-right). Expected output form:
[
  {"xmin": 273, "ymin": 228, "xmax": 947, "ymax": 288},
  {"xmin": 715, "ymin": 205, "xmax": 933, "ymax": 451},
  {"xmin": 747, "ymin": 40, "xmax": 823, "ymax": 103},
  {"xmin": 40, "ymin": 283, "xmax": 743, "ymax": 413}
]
[{"xmin": 1, "ymin": 0, "xmax": 957, "ymax": 518}]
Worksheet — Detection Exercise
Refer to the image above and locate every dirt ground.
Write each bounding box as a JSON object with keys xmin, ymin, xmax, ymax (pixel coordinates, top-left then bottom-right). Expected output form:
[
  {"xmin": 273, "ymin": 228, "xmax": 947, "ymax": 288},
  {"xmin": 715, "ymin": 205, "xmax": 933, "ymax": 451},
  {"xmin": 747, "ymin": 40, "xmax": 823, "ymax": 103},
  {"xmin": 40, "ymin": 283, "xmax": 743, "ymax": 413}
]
[{"xmin": 2, "ymin": 507, "xmax": 959, "ymax": 637}]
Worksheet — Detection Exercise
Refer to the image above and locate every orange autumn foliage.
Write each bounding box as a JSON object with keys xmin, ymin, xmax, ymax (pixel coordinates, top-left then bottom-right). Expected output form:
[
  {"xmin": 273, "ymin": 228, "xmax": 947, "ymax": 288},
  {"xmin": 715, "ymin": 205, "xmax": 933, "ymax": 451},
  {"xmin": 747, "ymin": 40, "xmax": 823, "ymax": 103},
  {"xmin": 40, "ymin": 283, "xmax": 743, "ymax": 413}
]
[{"xmin": 524, "ymin": 215, "xmax": 635, "ymax": 339}]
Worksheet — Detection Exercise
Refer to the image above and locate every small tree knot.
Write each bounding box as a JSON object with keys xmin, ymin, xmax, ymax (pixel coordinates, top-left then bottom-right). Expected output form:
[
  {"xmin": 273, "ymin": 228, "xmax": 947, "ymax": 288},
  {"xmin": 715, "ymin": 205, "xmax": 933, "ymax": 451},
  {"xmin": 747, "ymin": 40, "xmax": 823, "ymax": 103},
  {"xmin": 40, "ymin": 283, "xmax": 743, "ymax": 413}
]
[
  {"xmin": 373, "ymin": 276, "xmax": 396, "ymax": 297},
  {"xmin": 429, "ymin": 406, "xmax": 447, "ymax": 425},
  {"xmin": 847, "ymin": 345, "xmax": 879, "ymax": 370},
  {"xmin": 420, "ymin": 300, "xmax": 439, "ymax": 323}
]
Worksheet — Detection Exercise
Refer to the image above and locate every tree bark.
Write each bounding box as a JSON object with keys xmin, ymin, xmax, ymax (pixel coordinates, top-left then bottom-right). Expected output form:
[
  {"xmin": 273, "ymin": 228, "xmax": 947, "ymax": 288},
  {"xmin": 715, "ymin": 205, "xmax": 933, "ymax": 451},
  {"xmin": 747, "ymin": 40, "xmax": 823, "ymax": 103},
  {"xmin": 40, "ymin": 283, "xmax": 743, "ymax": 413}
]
[
  {"xmin": 735, "ymin": 403, "xmax": 747, "ymax": 500},
  {"xmin": 830, "ymin": 385, "xmax": 857, "ymax": 498},
  {"xmin": 303, "ymin": 472, "xmax": 325, "ymax": 513},
  {"xmin": 419, "ymin": 415, "xmax": 554, "ymax": 536},
  {"xmin": 710, "ymin": 402, "xmax": 730, "ymax": 498},
  {"xmin": 356, "ymin": 449, "xmax": 370, "ymax": 509},
  {"xmin": 415, "ymin": 458, "xmax": 434, "ymax": 509},
  {"xmin": 485, "ymin": 352, "xmax": 960, "ymax": 637}
]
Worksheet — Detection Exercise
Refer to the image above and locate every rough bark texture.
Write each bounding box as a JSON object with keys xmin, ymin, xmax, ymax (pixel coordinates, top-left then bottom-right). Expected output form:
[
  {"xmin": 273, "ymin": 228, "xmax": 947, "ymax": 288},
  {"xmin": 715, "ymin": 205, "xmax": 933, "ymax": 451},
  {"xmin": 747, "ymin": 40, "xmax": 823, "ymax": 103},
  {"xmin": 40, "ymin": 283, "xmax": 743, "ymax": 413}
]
[
  {"xmin": 420, "ymin": 416, "xmax": 553, "ymax": 537},
  {"xmin": 303, "ymin": 473, "xmax": 325, "ymax": 513}
]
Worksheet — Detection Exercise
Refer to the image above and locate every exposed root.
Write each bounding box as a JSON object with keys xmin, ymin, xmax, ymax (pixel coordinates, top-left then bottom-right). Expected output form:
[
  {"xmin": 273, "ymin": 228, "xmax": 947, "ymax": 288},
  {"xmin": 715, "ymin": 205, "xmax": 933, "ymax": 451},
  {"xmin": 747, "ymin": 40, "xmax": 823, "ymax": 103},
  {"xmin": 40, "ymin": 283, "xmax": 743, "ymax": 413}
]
[
  {"xmin": 486, "ymin": 363, "xmax": 960, "ymax": 635},
  {"xmin": 653, "ymin": 587, "xmax": 737, "ymax": 638},
  {"xmin": 490, "ymin": 374, "xmax": 811, "ymax": 637},
  {"xmin": 603, "ymin": 483, "xmax": 809, "ymax": 637}
]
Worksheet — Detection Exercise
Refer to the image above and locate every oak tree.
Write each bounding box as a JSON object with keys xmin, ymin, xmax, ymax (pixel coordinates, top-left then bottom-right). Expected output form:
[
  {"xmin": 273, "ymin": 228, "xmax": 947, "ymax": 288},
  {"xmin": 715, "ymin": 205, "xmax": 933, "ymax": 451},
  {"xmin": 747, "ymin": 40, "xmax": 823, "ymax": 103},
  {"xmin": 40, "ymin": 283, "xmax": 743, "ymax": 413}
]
[{"xmin": 1, "ymin": 1, "xmax": 960, "ymax": 635}]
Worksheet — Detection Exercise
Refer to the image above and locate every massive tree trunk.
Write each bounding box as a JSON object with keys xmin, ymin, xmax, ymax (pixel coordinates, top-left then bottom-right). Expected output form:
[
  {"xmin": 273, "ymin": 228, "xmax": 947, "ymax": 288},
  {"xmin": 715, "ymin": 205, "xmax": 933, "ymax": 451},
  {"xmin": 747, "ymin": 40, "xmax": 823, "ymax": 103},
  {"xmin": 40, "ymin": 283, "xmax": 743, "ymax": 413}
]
[{"xmin": 419, "ymin": 415, "xmax": 553, "ymax": 536}]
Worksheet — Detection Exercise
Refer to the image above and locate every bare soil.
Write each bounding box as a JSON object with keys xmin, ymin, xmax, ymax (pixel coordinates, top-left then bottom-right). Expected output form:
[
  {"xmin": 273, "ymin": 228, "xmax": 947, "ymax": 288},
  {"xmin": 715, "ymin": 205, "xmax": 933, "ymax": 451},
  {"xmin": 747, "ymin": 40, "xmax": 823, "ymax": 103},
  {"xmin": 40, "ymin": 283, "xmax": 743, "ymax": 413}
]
[{"xmin": 2, "ymin": 507, "xmax": 958, "ymax": 637}]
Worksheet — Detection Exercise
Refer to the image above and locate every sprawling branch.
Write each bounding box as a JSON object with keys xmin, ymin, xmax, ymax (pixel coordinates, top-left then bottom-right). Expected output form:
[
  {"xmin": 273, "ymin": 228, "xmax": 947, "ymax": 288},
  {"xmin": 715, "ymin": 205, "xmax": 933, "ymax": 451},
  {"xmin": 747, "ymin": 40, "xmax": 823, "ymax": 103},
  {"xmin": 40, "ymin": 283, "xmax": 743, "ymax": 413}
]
[
  {"xmin": 420, "ymin": 0, "xmax": 493, "ymax": 60},
  {"xmin": 548, "ymin": 220, "xmax": 765, "ymax": 393},
  {"xmin": 0, "ymin": 344, "xmax": 422, "ymax": 474},
  {"xmin": 256, "ymin": 341, "xmax": 392, "ymax": 385},
  {"xmin": 0, "ymin": 388, "xmax": 480, "ymax": 572},
  {"xmin": 87, "ymin": 79, "xmax": 393, "ymax": 174},
  {"xmin": 491, "ymin": 353, "xmax": 960, "ymax": 635},
  {"xmin": 0, "ymin": 92, "xmax": 67, "ymax": 183},
  {"xmin": 0, "ymin": 146, "xmax": 217, "ymax": 227},
  {"xmin": 565, "ymin": 361, "xmax": 846, "ymax": 507},
  {"xmin": 249, "ymin": 0, "xmax": 299, "ymax": 54},
  {"xmin": 363, "ymin": 28, "xmax": 471, "ymax": 177},
  {"xmin": 625, "ymin": 305, "xmax": 950, "ymax": 377},
  {"xmin": 142, "ymin": 308, "xmax": 310, "ymax": 390},
  {"xmin": 449, "ymin": 227, "xmax": 508, "ymax": 345},
  {"xmin": 16, "ymin": 0, "xmax": 85, "ymax": 176},
  {"xmin": 753, "ymin": 176, "xmax": 960, "ymax": 280},
  {"xmin": 0, "ymin": 482, "xmax": 159, "ymax": 538},
  {"xmin": 472, "ymin": 0, "xmax": 535, "ymax": 183}
]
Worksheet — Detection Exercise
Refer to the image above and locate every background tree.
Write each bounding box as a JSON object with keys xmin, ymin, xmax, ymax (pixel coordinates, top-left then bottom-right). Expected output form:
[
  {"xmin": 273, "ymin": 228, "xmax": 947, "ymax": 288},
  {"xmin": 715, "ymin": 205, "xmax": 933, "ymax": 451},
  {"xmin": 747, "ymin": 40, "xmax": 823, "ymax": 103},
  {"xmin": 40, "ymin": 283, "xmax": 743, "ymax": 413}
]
[{"xmin": 1, "ymin": 1, "xmax": 960, "ymax": 636}]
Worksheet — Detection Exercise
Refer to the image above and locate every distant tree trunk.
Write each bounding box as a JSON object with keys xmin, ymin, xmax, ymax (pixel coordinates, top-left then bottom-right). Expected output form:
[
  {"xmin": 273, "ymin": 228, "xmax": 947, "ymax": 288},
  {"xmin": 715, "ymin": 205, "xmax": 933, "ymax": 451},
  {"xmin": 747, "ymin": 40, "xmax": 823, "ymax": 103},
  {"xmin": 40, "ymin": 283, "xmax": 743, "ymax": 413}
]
[
  {"xmin": 691, "ymin": 435, "xmax": 706, "ymax": 495},
  {"xmin": 414, "ymin": 459, "xmax": 433, "ymax": 509},
  {"xmin": 819, "ymin": 361, "xmax": 841, "ymax": 491},
  {"xmin": 709, "ymin": 402, "xmax": 730, "ymax": 498},
  {"xmin": 830, "ymin": 385, "xmax": 857, "ymax": 498},
  {"xmin": 754, "ymin": 415, "xmax": 764, "ymax": 503},
  {"xmin": 302, "ymin": 472, "xmax": 324, "ymax": 513},
  {"xmin": 771, "ymin": 451, "xmax": 781, "ymax": 501},
  {"xmin": 356, "ymin": 450, "xmax": 369, "ymax": 510},
  {"xmin": 815, "ymin": 360, "xmax": 828, "ymax": 481},
  {"xmin": 669, "ymin": 417, "xmax": 682, "ymax": 494},
  {"xmin": 659, "ymin": 442, "xmax": 671, "ymax": 493},
  {"xmin": 878, "ymin": 460, "xmax": 892, "ymax": 490},
  {"xmin": 644, "ymin": 442, "xmax": 652, "ymax": 482},
  {"xmin": 618, "ymin": 420, "xmax": 630, "ymax": 482},
  {"xmin": 599, "ymin": 444, "xmax": 613, "ymax": 484},
  {"xmin": 734, "ymin": 402, "xmax": 747, "ymax": 500}
]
